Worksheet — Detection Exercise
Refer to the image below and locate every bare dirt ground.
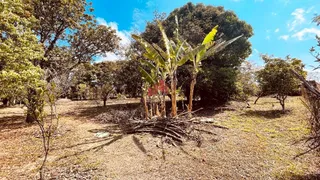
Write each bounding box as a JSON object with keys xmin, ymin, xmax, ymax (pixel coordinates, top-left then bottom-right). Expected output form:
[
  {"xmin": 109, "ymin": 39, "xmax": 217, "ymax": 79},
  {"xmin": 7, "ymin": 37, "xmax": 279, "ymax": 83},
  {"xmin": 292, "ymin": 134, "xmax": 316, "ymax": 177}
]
[{"xmin": 0, "ymin": 97, "xmax": 319, "ymax": 180}]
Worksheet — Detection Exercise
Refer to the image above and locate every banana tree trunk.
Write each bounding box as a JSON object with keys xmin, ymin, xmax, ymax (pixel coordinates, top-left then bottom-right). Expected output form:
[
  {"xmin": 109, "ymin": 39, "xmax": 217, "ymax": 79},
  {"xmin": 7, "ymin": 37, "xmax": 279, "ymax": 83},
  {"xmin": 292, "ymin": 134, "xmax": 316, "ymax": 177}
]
[
  {"xmin": 170, "ymin": 74, "xmax": 177, "ymax": 117},
  {"xmin": 149, "ymin": 97, "xmax": 153, "ymax": 117},
  {"xmin": 161, "ymin": 94, "xmax": 166, "ymax": 118},
  {"xmin": 188, "ymin": 73, "xmax": 197, "ymax": 118},
  {"xmin": 142, "ymin": 95, "xmax": 149, "ymax": 119}
]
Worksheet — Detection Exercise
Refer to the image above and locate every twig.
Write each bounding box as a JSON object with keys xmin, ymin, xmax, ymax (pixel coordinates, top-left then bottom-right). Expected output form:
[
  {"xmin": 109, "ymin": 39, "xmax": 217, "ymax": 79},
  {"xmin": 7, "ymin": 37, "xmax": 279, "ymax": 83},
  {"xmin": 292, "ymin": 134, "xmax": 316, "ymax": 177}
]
[{"xmin": 177, "ymin": 108, "xmax": 204, "ymax": 117}]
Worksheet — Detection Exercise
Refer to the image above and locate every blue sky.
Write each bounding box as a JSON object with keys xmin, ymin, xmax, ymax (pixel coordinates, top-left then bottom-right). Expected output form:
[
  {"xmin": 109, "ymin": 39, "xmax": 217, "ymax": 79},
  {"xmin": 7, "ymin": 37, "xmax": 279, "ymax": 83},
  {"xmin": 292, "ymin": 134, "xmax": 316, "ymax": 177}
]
[{"xmin": 92, "ymin": 0, "xmax": 320, "ymax": 70}]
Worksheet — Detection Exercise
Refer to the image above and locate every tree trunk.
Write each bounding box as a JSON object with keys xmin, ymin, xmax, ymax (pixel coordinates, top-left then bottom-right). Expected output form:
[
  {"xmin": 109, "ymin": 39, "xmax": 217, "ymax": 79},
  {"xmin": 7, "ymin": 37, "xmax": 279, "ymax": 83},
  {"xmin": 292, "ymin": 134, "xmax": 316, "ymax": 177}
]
[
  {"xmin": 39, "ymin": 137, "xmax": 49, "ymax": 180},
  {"xmin": 280, "ymin": 101, "xmax": 285, "ymax": 111},
  {"xmin": 103, "ymin": 98, "xmax": 107, "ymax": 107},
  {"xmin": 188, "ymin": 74, "xmax": 197, "ymax": 118},
  {"xmin": 161, "ymin": 94, "xmax": 166, "ymax": 118},
  {"xmin": 141, "ymin": 96, "xmax": 149, "ymax": 119},
  {"xmin": 278, "ymin": 95, "xmax": 287, "ymax": 112},
  {"xmin": 170, "ymin": 74, "xmax": 177, "ymax": 117},
  {"xmin": 150, "ymin": 102, "xmax": 153, "ymax": 117},
  {"xmin": 156, "ymin": 103, "xmax": 161, "ymax": 116},
  {"xmin": 254, "ymin": 95, "xmax": 261, "ymax": 104},
  {"xmin": 26, "ymin": 89, "xmax": 38, "ymax": 123},
  {"xmin": 276, "ymin": 94, "xmax": 287, "ymax": 112},
  {"xmin": 26, "ymin": 112, "xmax": 37, "ymax": 123},
  {"xmin": 2, "ymin": 98, "xmax": 8, "ymax": 106}
]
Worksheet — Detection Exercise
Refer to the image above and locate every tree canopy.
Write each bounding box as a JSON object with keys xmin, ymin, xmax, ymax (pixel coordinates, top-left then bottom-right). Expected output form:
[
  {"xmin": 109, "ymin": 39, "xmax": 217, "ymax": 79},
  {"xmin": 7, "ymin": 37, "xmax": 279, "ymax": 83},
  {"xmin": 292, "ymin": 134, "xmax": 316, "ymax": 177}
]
[
  {"xmin": 28, "ymin": 0, "xmax": 120, "ymax": 81},
  {"xmin": 140, "ymin": 2, "xmax": 253, "ymax": 105},
  {"xmin": 2, "ymin": 0, "xmax": 121, "ymax": 123},
  {"xmin": 0, "ymin": 0, "xmax": 44, "ymax": 104},
  {"xmin": 256, "ymin": 55, "xmax": 306, "ymax": 111}
]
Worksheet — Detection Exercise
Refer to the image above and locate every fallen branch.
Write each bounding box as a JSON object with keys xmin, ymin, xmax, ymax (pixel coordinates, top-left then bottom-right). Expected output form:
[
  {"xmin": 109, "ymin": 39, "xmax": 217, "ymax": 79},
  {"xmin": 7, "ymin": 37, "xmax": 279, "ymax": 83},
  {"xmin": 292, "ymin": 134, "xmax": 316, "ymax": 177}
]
[{"xmin": 177, "ymin": 108, "xmax": 204, "ymax": 117}]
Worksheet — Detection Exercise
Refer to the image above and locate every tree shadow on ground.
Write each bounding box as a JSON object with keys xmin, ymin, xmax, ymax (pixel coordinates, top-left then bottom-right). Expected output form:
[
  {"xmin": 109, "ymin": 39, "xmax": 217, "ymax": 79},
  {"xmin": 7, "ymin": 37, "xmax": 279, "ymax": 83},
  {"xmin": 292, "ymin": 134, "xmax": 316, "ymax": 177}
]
[
  {"xmin": 286, "ymin": 173, "xmax": 320, "ymax": 180},
  {"xmin": 71, "ymin": 99, "xmax": 237, "ymax": 122},
  {"xmin": 192, "ymin": 107, "xmax": 236, "ymax": 118},
  {"xmin": 0, "ymin": 115, "xmax": 31, "ymax": 131},
  {"xmin": 256, "ymin": 101, "xmax": 279, "ymax": 105},
  {"xmin": 56, "ymin": 135, "xmax": 123, "ymax": 161},
  {"xmin": 74, "ymin": 102, "xmax": 141, "ymax": 120},
  {"xmin": 88, "ymin": 124, "xmax": 123, "ymax": 134},
  {"xmin": 241, "ymin": 110, "xmax": 290, "ymax": 119},
  {"xmin": 132, "ymin": 135, "xmax": 148, "ymax": 154}
]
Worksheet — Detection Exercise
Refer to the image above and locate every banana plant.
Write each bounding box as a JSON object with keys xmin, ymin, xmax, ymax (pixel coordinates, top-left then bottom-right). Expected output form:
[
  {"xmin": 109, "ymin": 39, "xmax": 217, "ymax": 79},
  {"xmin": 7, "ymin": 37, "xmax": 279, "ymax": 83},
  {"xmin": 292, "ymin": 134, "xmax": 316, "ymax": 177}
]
[
  {"xmin": 132, "ymin": 20, "xmax": 189, "ymax": 118},
  {"xmin": 182, "ymin": 26, "xmax": 243, "ymax": 117},
  {"xmin": 140, "ymin": 59, "xmax": 165, "ymax": 118}
]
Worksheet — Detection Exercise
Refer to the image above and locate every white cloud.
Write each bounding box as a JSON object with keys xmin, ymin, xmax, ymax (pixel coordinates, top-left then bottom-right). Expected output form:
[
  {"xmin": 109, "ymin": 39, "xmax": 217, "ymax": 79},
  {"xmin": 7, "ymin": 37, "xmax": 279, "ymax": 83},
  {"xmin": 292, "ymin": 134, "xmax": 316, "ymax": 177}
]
[
  {"xmin": 288, "ymin": 8, "xmax": 305, "ymax": 31},
  {"xmin": 306, "ymin": 6, "xmax": 315, "ymax": 13},
  {"xmin": 279, "ymin": 35, "xmax": 289, "ymax": 40},
  {"xmin": 146, "ymin": 0, "xmax": 156, "ymax": 8},
  {"xmin": 266, "ymin": 35, "xmax": 270, "ymax": 40},
  {"xmin": 292, "ymin": 28, "xmax": 320, "ymax": 40},
  {"xmin": 307, "ymin": 69, "xmax": 320, "ymax": 81},
  {"xmin": 275, "ymin": 28, "xmax": 280, "ymax": 33},
  {"xmin": 96, "ymin": 17, "xmax": 107, "ymax": 26},
  {"xmin": 280, "ymin": 0, "xmax": 290, "ymax": 5},
  {"xmin": 95, "ymin": 53, "xmax": 123, "ymax": 62},
  {"xmin": 292, "ymin": 8, "xmax": 305, "ymax": 22},
  {"xmin": 96, "ymin": 17, "xmax": 132, "ymax": 61},
  {"xmin": 247, "ymin": 49, "xmax": 259, "ymax": 60},
  {"xmin": 271, "ymin": 12, "xmax": 277, "ymax": 16},
  {"xmin": 131, "ymin": 8, "xmax": 146, "ymax": 32}
]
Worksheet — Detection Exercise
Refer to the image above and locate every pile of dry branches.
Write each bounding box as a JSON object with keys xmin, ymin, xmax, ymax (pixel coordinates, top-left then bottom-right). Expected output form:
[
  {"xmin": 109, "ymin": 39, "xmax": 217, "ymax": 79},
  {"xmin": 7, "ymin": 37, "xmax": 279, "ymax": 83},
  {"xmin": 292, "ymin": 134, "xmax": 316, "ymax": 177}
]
[{"xmin": 94, "ymin": 110, "xmax": 228, "ymax": 145}]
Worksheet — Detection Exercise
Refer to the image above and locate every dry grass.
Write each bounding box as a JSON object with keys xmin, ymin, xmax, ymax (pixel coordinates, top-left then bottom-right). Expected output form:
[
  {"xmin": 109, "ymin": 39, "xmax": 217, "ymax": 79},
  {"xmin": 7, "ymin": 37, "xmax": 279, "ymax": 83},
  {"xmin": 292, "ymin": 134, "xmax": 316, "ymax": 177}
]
[{"xmin": 0, "ymin": 97, "xmax": 319, "ymax": 179}]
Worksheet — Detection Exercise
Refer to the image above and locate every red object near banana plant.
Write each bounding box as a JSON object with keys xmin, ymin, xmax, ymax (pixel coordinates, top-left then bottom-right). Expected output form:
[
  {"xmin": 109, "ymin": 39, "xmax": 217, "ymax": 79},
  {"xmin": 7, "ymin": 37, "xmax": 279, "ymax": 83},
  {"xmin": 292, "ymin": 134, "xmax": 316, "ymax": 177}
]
[{"xmin": 147, "ymin": 80, "xmax": 169, "ymax": 97}]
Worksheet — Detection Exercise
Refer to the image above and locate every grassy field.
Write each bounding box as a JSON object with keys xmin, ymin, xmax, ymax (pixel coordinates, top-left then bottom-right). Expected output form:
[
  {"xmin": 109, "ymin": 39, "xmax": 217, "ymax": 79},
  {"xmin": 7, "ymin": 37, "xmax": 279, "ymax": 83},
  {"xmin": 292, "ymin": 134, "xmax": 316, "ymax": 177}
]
[{"xmin": 0, "ymin": 97, "xmax": 319, "ymax": 179}]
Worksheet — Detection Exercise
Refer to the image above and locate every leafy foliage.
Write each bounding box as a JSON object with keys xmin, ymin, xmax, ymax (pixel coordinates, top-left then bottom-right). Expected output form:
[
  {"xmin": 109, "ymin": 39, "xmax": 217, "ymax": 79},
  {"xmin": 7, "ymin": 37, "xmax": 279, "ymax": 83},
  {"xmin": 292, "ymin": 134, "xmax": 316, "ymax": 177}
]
[
  {"xmin": 0, "ymin": 0, "xmax": 44, "ymax": 104},
  {"xmin": 133, "ymin": 20, "xmax": 195, "ymax": 117},
  {"xmin": 67, "ymin": 60, "xmax": 142, "ymax": 105},
  {"xmin": 256, "ymin": 55, "xmax": 306, "ymax": 110},
  {"xmin": 115, "ymin": 60, "xmax": 142, "ymax": 97},
  {"xmin": 0, "ymin": 1, "xmax": 62, "ymax": 178},
  {"xmin": 140, "ymin": 2, "xmax": 253, "ymax": 105},
  {"xmin": 234, "ymin": 61, "xmax": 259, "ymax": 101},
  {"xmin": 181, "ymin": 24, "xmax": 242, "ymax": 114},
  {"xmin": 28, "ymin": 0, "xmax": 120, "ymax": 81}
]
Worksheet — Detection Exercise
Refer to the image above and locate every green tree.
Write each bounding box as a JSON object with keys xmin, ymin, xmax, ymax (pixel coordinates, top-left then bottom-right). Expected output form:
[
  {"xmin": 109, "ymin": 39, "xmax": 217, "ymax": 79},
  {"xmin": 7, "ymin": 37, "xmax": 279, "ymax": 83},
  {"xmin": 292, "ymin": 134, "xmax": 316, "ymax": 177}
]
[
  {"xmin": 94, "ymin": 62, "xmax": 118, "ymax": 106},
  {"xmin": 133, "ymin": 21, "xmax": 184, "ymax": 117},
  {"xmin": 140, "ymin": 2, "xmax": 253, "ymax": 105},
  {"xmin": 115, "ymin": 59, "xmax": 142, "ymax": 98},
  {"xmin": 256, "ymin": 55, "xmax": 306, "ymax": 111},
  {"xmin": 29, "ymin": 0, "xmax": 120, "ymax": 77},
  {"xmin": 0, "ymin": 1, "xmax": 58, "ymax": 179},
  {"xmin": 181, "ymin": 24, "xmax": 243, "ymax": 116},
  {"xmin": 133, "ymin": 19, "xmax": 210, "ymax": 117},
  {"xmin": 20, "ymin": 0, "xmax": 120, "ymax": 123},
  {"xmin": 235, "ymin": 61, "xmax": 259, "ymax": 102},
  {"xmin": 0, "ymin": 0, "xmax": 44, "ymax": 110}
]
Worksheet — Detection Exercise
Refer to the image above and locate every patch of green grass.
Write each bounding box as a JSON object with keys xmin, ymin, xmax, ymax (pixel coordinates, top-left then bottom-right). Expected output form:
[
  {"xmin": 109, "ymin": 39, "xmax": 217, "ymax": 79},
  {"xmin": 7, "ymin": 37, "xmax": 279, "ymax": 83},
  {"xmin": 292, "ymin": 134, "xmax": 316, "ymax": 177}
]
[{"xmin": 214, "ymin": 97, "xmax": 317, "ymax": 178}]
